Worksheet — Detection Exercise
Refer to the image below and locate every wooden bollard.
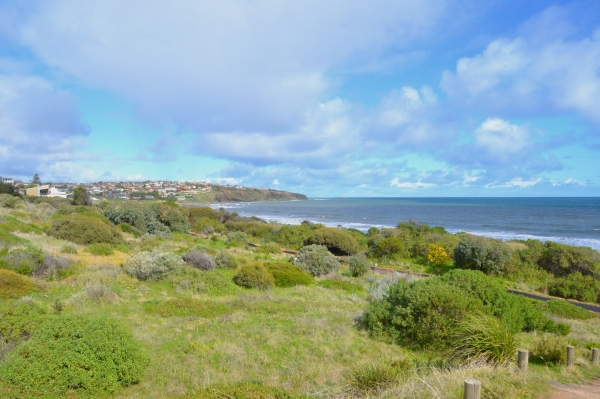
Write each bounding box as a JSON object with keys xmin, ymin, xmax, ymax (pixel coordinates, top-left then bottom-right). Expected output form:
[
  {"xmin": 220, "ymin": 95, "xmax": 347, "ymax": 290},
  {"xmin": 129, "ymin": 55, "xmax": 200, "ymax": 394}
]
[
  {"xmin": 464, "ymin": 379, "xmax": 481, "ymax": 399},
  {"xmin": 567, "ymin": 345, "xmax": 575, "ymax": 366},
  {"xmin": 517, "ymin": 349, "xmax": 529, "ymax": 372},
  {"xmin": 592, "ymin": 348, "xmax": 599, "ymax": 365}
]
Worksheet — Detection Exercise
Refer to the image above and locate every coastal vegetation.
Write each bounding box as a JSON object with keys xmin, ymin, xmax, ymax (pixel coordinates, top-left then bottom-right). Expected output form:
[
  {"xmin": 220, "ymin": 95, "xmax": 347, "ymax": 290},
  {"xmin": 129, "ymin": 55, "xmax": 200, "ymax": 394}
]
[{"xmin": 1, "ymin": 195, "xmax": 600, "ymax": 398}]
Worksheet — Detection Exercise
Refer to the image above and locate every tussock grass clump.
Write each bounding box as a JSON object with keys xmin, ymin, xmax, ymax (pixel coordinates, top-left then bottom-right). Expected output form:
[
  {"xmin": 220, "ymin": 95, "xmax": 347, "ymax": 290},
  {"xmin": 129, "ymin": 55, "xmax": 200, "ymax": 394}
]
[
  {"xmin": 0, "ymin": 270, "xmax": 35, "ymax": 299},
  {"xmin": 345, "ymin": 358, "xmax": 412, "ymax": 395},
  {"xmin": 538, "ymin": 299, "xmax": 596, "ymax": 320},
  {"xmin": 183, "ymin": 250, "xmax": 216, "ymax": 271},
  {"xmin": 85, "ymin": 284, "xmax": 117, "ymax": 302},
  {"xmin": 125, "ymin": 251, "xmax": 185, "ymax": 281},
  {"xmin": 264, "ymin": 262, "xmax": 314, "ymax": 288},
  {"xmin": 450, "ymin": 312, "xmax": 517, "ymax": 366},
  {"xmin": 233, "ymin": 262, "xmax": 275, "ymax": 290},
  {"xmin": 168, "ymin": 268, "xmax": 241, "ymax": 296},
  {"xmin": 183, "ymin": 383, "xmax": 301, "ymax": 399},
  {"xmin": 531, "ymin": 333, "xmax": 568, "ymax": 365},
  {"xmin": 60, "ymin": 243, "xmax": 78, "ymax": 254},
  {"xmin": 143, "ymin": 297, "xmax": 232, "ymax": 318},
  {"xmin": 2, "ymin": 314, "xmax": 149, "ymax": 397},
  {"xmin": 256, "ymin": 242, "xmax": 281, "ymax": 254}
]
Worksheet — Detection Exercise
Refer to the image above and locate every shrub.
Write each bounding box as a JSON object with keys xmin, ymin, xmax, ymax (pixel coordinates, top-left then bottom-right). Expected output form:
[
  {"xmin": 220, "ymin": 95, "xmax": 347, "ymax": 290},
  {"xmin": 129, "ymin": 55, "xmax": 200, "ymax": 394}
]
[
  {"xmin": 537, "ymin": 299, "xmax": 595, "ymax": 320},
  {"xmin": 427, "ymin": 243, "xmax": 451, "ymax": 266},
  {"xmin": 348, "ymin": 253, "xmax": 370, "ymax": 277},
  {"xmin": 539, "ymin": 241, "xmax": 600, "ymax": 278},
  {"xmin": 450, "ymin": 312, "xmax": 517, "ymax": 366},
  {"xmin": 85, "ymin": 243, "xmax": 114, "ymax": 256},
  {"xmin": 548, "ymin": 272, "xmax": 600, "ymax": 303},
  {"xmin": 373, "ymin": 237, "xmax": 407, "ymax": 259},
  {"xmin": 47, "ymin": 214, "xmax": 123, "ymax": 245},
  {"xmin": 119, "ymin": 223, "xmax": 143, "ymax": 237},
  {"xmin": 186, "ymin": 206, "xmax": 221, "ymax": 224},
  {"xmin": 183, "ymin": 250, "xmax": 216, "ymax": 271},
  {"xmin": 143, "ymin": 297, "xmax": 232, "ymax": 318},
  {"xmin": 0, "ymin": 300, "xmax": 48, "ymax": 350},
  {"xmin": 35, "ymin": 254, "xmax": 73, "ymax": 279},
  {"xmin": 168, "ymin": 268, "xmax": 241, "ymax": 296},
  {"xmin": 125, "ymin": 251, "xmax": 186, "ymax": 280},
  {"xmin": 264, "ymin": 262, "xmax": 314, "ymax": 287},
  {"xmin": 366, "ymin": 273, "xmax": 407, "ymax": 301},
  {"xmin": 0, "ymin": 194, "xmax": 21, "ymax": 208},
  {"xmin": 304, "ymin": 228, "xmax": 359, "ymax": 255},
  {"xmin": 361, "ymin": 278, "xmax": 485, "ymax": 349},
  {"xmin": 104, "ymin": 202, "xmax": 189, "ymax": 234},
  {"xmin": 226, "ymin": 231, "xmax": 248, "ymax": 246},
  {"xmin": 0, "ymin": 248, "xmax": 44, "ymax": 276},
  {"xmin": 2, "ymin": 314, "xmax": 148, "ymax": 396},
  {"xmin": 275, "ymin": 224, "xmax": 313, "ymax": 249},
  {"xmin": 215, "ymin": 250, "xmax": 237, "ymax": 269},
  {"xmin": 60, "ymin": 243, "xmax": 78, "ymax": 254},
  {"xmin": 256, "ymin": 242, "xmax": 281, "ymax": 254},
  {"xmin": 0, "ymin": 270, "xmax": 34, "ymax": 299},
  {"xmin": 233, "ymin": 262, "xmax": 275, "ymax": 290},
  {"xmin": 531, "ymin": 333, "xmax": 568, "ymax": 365},
  {"xmin": 453, "ymin": 234, "xmax": 512, "ymax": 275},
  {"xmin": 293, "ymin": 245, "xmax": 340, "ymax": 277},
  {"xmin": 318, "ymin": 279, "xmax": 365, "ymax": 294},
  {"xmin": 85, "ymin": 284, "xmax": 116, "ymax": 302}
]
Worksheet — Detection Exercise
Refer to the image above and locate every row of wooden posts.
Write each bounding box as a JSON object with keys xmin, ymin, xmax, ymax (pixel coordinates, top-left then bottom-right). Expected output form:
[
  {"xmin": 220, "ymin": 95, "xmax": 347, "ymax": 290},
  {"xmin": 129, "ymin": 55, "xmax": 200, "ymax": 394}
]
[{"xmin": 463, "ymin": 346, "xmax": 600, "ymax": 399}]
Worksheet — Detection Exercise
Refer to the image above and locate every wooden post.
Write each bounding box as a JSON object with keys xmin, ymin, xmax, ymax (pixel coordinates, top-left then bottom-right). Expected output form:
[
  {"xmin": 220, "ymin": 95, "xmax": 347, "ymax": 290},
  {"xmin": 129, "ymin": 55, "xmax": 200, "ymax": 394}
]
[
  {"xmin": 567, "ymin": 345, "xmax": 575, "ymax": 366},
  {"xmin": 464, "ymin": 379, "xmax": 481, "ymax": 399},
  {"xmin": 517, "ymin": 349, "xmax": 529, "ymax": 373},
  {"xmin": 592, "ymin": 348, "xmax": 599, "ymax": 365}
]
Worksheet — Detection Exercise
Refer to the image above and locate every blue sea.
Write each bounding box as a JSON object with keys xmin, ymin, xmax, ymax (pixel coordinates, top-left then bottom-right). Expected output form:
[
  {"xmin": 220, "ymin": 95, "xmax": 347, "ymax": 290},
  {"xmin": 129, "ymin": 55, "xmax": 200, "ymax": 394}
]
[{"xmin": 209, "ymin": 197, "xmax": 600, "ymax": 251}]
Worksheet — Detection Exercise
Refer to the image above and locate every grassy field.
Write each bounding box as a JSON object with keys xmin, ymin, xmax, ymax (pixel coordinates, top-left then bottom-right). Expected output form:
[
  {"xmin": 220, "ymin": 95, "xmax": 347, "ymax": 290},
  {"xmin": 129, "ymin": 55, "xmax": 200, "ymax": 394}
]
[{"xmin": 2, "ymin": 201, "xmax": 600, "ymax": 398}]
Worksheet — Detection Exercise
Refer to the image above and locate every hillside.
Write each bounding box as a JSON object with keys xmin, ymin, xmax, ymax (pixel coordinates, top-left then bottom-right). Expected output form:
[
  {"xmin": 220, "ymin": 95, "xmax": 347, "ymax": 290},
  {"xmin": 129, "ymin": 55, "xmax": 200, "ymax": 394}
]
[{"xmin": 186, "ymin": 187, "xmax": 307, "ymax": 203}]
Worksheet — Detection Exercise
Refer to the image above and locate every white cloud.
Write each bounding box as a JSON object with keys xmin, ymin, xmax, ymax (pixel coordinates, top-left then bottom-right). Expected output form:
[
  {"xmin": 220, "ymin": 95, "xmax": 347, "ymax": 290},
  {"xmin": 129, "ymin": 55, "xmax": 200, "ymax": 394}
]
[
  {"xmin": 551, "ymin": 178, "xmax": 586, "ymax": 186},
  {"xmin": 390, "ymin": 178, "xmax": 435, "ymax": 189},
  {"xmin": 486, "ymin": 178, "xmax": 541, "ymax": 189},
  {"xmin": 474, "ymin": 118, "xmax": 531, "ymax": 160},
  {"xmin": 441, "ymin": 7, "xmax": 600, "ymax": 123}
]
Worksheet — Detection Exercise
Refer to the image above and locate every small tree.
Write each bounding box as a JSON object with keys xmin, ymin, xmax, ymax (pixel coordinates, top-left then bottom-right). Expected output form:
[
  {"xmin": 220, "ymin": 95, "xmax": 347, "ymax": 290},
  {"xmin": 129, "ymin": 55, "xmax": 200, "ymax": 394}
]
[
  {"xmin": 31, "ymin": 173, "xmax": 41, "ymax": 184},
  {"xmin": 294, "ymin": 245, "xmax": 340, "ymax": 276},
  {"xmin": 428, "ymin": 243, "xmax": 450, "ymax": 266},
  {"xmin": 73, "ymin": 185, "xmax": 92, "ymax": 206}
]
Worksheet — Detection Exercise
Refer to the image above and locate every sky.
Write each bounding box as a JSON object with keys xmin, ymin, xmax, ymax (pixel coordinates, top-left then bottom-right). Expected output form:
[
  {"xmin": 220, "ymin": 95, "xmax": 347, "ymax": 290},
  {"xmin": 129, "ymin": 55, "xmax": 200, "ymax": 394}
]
[{"xmin": 1, "ymin": 0, "xmax": 600, "ymax": 197}]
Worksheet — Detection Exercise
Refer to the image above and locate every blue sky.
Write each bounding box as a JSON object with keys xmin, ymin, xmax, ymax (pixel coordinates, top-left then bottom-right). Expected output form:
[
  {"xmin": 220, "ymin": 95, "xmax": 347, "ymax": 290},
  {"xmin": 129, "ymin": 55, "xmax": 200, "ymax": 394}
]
[{"xmin": 1, "ymin": 0, "xmax": 599, "ymax": 197}]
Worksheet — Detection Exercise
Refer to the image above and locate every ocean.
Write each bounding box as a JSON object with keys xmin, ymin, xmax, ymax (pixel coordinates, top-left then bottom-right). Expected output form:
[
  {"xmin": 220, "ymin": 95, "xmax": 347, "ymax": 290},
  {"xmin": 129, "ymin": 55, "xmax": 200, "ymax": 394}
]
[{"xmin": 207, "ymin": 197, "xmax": 600, "ymax": 251}]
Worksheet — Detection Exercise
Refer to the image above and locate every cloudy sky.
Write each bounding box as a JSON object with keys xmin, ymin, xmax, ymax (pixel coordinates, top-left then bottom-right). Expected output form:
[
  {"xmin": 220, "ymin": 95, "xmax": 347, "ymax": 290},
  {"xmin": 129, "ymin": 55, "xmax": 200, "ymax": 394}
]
[{"xmin": 1, "ymin": 0, "xmax": 599, "ymax": 197}]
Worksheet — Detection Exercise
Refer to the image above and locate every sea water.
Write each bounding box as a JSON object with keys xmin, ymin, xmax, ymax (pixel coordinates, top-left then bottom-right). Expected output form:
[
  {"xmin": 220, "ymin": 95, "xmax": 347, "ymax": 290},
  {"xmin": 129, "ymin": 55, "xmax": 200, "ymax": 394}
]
[{"xmin": 208, "ymin": 197, "xmax": 600, "ymax": 251}]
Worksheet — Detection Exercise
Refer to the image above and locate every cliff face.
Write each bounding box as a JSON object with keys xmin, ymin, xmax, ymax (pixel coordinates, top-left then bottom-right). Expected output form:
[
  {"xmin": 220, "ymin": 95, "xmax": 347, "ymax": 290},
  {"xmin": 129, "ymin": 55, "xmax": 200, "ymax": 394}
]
[{"xmin": 190, "ymin": 187, "xmax": 307, "ymax": 203}]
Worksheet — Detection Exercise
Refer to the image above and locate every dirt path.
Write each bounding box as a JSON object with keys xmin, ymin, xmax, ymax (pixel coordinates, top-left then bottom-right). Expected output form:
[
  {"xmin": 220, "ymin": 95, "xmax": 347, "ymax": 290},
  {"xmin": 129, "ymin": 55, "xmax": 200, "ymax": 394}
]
[{"xmin": 547, "ymin": 379, "xmax": 600, "ymax": 398}]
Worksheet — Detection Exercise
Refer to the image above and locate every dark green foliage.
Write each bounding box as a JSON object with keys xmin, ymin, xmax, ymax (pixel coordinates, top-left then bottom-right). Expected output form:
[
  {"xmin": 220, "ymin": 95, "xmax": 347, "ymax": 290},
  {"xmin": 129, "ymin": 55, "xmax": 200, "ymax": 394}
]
[
  {"xmin": 0, "ymin": 230, "xmax": 29, "ymax": 250},
  {"xmin": 439, "ymin": 269, "xmax": 549, "ymax": 333},
  {"xmin": 119, "ymin": 223, "xmax": 143, "ymax": 237},
  {"xmin": 183, "ymin": 383, "xmax": 302, "ymax": 399},
  {"xmin": 2, "ymin": 314, "xmax": 148, "ymax": 396},
  {"xmin": 31, "ymin": 173, "xmax": 41, "ymax": 184},
  {"xmin": 72, "ymin": 185, "xmax": 92, "ymax": 206},
  {"xmin": 548, "ymin": 272, "xmax": 600, "ymax": 303},
  {"xmin": 274, "ymin": 223, "xmax": 313, "ymax": 250},
  {"xmin": 226, "ymin": 231, "xmax": 248, "ymax": 246},
  {"xmin": 361, "ymin": 278, "xmax": 485, "ymax": 349},
  {"xmin": 453, "ymin": 234, "xmax": 512, "ymax": 275},
  {"xmin": 0, "ymin": 249, "xmax": 72, "ymax": 279},
  {"xmin": 318, "ymin": 279, "xmax": 365, "ymax": 294},
  {"xmin": 143, "ymin": 297, "xmax": 232, "ymax": 318},
  {"xmin": 373, "ymin": 237, "xmax": 407, "ymax": 259},
  {"xmin": 193, "ymin": 217, "xmax": 225, "ymax": 233},
  {"xmin": 215, "ymin": 250, "xmax": 237, "ymax": 269},
  {"xmin": 186, "ymin": 206, "xmax": 222, "ymax": 224},
  {"xmin": 347, "ymin": 253, "xmax": 370, "ymax": 277},
  {"xmin": 0, "ymin": 300, "xmax": 48, "ymax": 353},
  {"xmin": 539, "ymin": 242, "xmax": 600, "ymax": 277},
  {"xmin": 264, "ymin": 262, "xmax": 314, "ymax": 287},
  {"xmin": 85, "ymin": 243, "xmax": 114, "ymax": 256},
  {"xmin": 183, "ymin": 250, "xmax": 216, "ymax": 271},
  {"xmin": 47, "ymin": 214, "xmax": 123, "ymax": 245},
  {"xmin": 536, "ymin": 299, "xmax": 596, "ymax": 320},
  {"xmin": 226, "ymin": 221, "xmax": 278, "ymax": 239},
  {"xmin": 233, "ymin": 262, "xmax": 275, "ymax": 290},
  {"xmin": 346, "ymin": 228, "xmax": 370, "ymax": 252},
  {"xmin": 293, "ymin": 244, "xmax": 340, "ymax": 276},
  {"xmin": 104, "ymin": 202, "xmax": 189, "ymax": 234},
  {"xmin": 0, "ymin": 270, "xmax": 34, "ymax": 299},
  {"xmin": 256, "ymin": 242, "xmax": 281, "ymax": 254},
  {"xmin": 0, "ymin": 183, "xmax": 18, "ymax": 197},
  {"xmin": 304, "ymin": 228, "xmax": 359, "ymax": 255}
]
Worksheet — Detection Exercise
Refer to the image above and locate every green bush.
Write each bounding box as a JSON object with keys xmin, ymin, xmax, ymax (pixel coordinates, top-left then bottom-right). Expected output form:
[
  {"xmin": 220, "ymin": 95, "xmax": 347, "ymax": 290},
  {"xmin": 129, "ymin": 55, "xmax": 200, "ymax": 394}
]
[
  {"xmin": 104, "ymin": 202, "xmax": 189, "ymax": 234},
  {"xmin": 226, "ymin": 231, "xmax": 248, "ymax": 246},
  {"xmin": 0, "ymin": 194, "xmax": 21, "ymax": 209},
  {"xmin": 183, "ymin": 383, "xmax": 301, "ymax": 399},
  {"xmin": 531, "ymin": 333, "xmax": 568, "ymax": 365},
  {"xmin": 193, "ymin": 217, "xmax": 224, "ymax": 233},
  {"xmin": 183, "ymin": 250, "xmax": 216, "ymax": 271},
  {"xmin": 450, "ymin": 312, "xmax": 517, "ymax": 366},
  {"xmin": 125, "ymin": 251, "xmax": 186, "ymax": 280},
  {"xmin": 0, "ymin": 248, "xmax": 43, "ymax": 276},
  {"xmin": 186, "ymin": 206, "xmax": 222, "ymax": 224},
  {"xmin": 548, "ymin": 272, "xmax": 600, "ymax": 303},
  {"xmin": 318, "ymin": 279, "xmax": 365, "ymax": 294},
  {"xmin": 348, "ymin": 253, "xmax": 370, "ymax": 277},
  {"xmin": 47, "ymin": 214, "xmax": 123, "ymax": 245},
  {"xmin": 361, "ymin": 278, "xmax": 485, "ymax": 349},
  {"xmin": 372, "ymin": 237, "xmax": 407, "ymax": 259},
  {"xmin": 2, "ymin": 314, "xmax": 148, "ymax": 396},
  {"xmin": 233, "ymin": 262, "xmax": 275, "ymax": 290},
  {"xmin": 168, "ymin": 268, "xmax": 241, "ymax": 296},
  {"xmin": 274, "ymin": 224, "xmax": 313, "ymax": 250},
  {"xmin": 293, "ymin": 244, "xmax": 340, "ymax": 277},
  {"xmin": 537, "ymin": 299, "xmax": 596, "ymax": 320},
  {"xmin": 264, "ymin": 262, "xmax": 314, "ymax": 287},
  {"xmin": 0, "ymin": 270, "xmax": 34, "ymax": 299},
  {"xmin": 345, "ymin": 358, "xmax": 407, "ymax": 395},
  {"xmin": 60, "ymin": 243, "xmax": 78, "ymax": 254},
  {"xmin": 539, "ymin": 241, "xmax": 600, "ymax": 278},
  {"xmin": 85, "ymin": 243, "xmax": 114, "ymax": 256},
  {"xmin": 215, "ymin": 250, "xmax": 237, "ymax": 269},
  {"xmin": 304, "ymin": 228, "xmax": 359, "ymax": 255},
  {"xmin": 0, "ymin": 300, "xmax": 48, "ymax": 349},
  {"xmin": 143, "ymin": 297, "xmax": 232, "ymax": 318},
  {"xmin": 453, "ymin": 234, "xmax": 512, "ymax": 275},
  {"xmin": 256, "ymin": 242, "xmax": 281, "ymax": 254},
  {"xmin": 119, "ymin": 223, "xmax": 143, "ymax": 237}
]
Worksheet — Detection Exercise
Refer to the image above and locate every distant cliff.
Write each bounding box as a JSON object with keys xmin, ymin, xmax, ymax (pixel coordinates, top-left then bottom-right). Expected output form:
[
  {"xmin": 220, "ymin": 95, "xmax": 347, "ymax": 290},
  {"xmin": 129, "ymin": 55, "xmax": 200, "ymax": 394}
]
[{"xmin": 187, "ymin": 187, "xmax": 307, "ymax": 203}]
